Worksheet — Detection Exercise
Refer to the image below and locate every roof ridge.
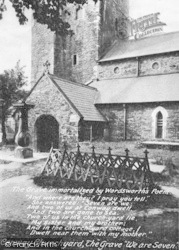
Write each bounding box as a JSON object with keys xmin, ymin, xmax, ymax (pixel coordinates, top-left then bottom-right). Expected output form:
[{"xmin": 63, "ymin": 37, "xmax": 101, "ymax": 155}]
[
  {"xmin": 123, "ymin": 30, "xmax": 179, "ymax": 44},
  {"xmin": 136, "ymin": 30, "xmax": 179, "ymax": 40},
  {"xmin": 99, "ymin": 31, "xmax": 179, "ymax": 62},
  {"xmin": 125, "ymin": 30, "xmax": 179, "ymax": 44},
  {"xmin": 49, "ymin": 74, "xmax": 98, "ymax": 91}
]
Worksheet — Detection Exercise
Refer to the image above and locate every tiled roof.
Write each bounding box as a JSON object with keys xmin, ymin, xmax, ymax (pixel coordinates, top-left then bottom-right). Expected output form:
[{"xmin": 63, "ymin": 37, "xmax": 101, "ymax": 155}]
[
  {"xmin": 90, "ymin": 74, "xmax": 179, "ymax": 104},
  {"xmin": 49, "ymin": 75, "xmax": 106, "ymax": 122},
  {"xmin": 99, "ymin": 31, "xmax": 179, "ymax": 62}
]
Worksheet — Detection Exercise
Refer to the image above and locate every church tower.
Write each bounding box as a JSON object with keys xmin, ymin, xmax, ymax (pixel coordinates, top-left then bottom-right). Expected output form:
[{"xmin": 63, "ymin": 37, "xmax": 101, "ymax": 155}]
[{"xmin": 31, "ymin": 0, "xmax": 129, "ymax": 85}]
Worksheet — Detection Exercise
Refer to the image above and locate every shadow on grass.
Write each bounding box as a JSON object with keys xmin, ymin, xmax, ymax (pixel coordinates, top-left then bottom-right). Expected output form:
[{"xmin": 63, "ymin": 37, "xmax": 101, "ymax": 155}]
[{"xmin": 0, "ymin": 220, "xmax": 29, "ymax": 238}]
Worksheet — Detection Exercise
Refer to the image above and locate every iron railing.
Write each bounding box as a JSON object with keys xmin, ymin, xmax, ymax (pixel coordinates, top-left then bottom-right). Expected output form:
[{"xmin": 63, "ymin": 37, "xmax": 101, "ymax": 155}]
[{"xmin": 41, "ymin": 144, "xmax": 153, "ymax": 190}]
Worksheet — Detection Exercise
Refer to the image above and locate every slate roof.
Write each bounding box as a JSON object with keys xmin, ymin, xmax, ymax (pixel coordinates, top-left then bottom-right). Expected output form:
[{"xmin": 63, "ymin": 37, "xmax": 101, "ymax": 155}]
[
  {"xmin": 99, "ymin": 31, "xmax": 179, "ymax": 62},
  {"xmin": 49, "ymin": 75, "xmax": 106, "ymax": 122},
  {"xmin": 90, "ymin": 74, "xmax": 179, "ymax": 104}
]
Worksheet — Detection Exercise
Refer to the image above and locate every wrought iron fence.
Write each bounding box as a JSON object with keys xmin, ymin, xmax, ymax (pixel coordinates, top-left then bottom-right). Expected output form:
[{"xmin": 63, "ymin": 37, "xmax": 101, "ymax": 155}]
[{"xmin": 41, "ymin": 144, "xmax": 154, "ymax": 190}]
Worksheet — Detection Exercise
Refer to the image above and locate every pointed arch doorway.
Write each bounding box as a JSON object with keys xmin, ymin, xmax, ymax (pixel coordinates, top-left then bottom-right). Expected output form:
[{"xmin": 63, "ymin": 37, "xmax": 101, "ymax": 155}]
[{"xmin": 35, "ymin": 115, "xmax": 59, "ymax": 152}]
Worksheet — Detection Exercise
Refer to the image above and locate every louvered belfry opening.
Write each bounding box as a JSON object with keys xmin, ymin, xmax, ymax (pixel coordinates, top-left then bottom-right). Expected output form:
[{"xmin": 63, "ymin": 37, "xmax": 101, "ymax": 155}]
[{"xmin": 156, "ymin": 111, "xmax": 163, "ymax": 139}]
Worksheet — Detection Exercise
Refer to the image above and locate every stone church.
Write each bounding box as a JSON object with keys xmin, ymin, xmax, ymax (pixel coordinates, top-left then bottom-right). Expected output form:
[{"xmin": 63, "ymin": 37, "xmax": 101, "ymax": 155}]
[{"xmin": 26, "ymin": 0, "xmax": 179, "ymax": 152}]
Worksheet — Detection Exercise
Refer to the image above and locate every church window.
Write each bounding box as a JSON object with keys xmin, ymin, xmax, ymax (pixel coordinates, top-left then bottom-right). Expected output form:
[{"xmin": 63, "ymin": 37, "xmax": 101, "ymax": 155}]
[
  {"xmin": 75, "ymin": 8, "xmax": 79, "ymax": 20},
  {"xmin": 114, "ymin": 67, "xmax": 120, "ymax": 74},
  {"xmin": 59, "ymin": 8, "xmax": 63, "ymax": 16},
  {"xmin": 152, "ymin": 62, "xmax": 159, "ymax": 70},
  {"xmin": 115, "ymin": 18, "xmax": 118, "ymax": 31},
  {"xmin": 152, "ymin": 106, "xmax": 168, "ymax": 140},
  {"xmin": 156, "ymin": 111, "xmax": 163, "ymax": 138},
  {"xmin": 73, "ymin": 54, "xmax": 77, "ymax": 66}
]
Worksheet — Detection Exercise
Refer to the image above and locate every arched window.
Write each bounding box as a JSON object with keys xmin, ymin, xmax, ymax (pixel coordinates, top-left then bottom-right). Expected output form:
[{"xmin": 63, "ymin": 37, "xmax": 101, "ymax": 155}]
[
  {"xmin": 156, "ymin": 111, "xmax": 163, "ymax": 138},
  {"xmin": 152, "ymin": 107, "xmax": 168, "ymax": 140}
]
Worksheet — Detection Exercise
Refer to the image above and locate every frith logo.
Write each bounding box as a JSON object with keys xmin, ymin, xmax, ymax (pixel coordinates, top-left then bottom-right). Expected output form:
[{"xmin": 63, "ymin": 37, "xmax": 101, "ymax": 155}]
[{"xmin": 130, "ymin": 12, "xmax": 166, "ymax": 39}]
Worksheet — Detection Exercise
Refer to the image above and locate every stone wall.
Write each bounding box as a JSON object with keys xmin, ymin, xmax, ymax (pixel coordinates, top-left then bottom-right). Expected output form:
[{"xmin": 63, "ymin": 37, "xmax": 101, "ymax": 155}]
[
  {"xmin": 97, "ymin": 104, "xmax": 124, "ymax": 141},
  {"xmin": 167, "ymin": 103, "xmax": 179, "ymax": 140},
  {"xmin": 98, "ymin": 52, "xmax": 179, "ymax": 80},
  {"xmin": 54, "ymin": 0, "xmax": 100, "ymax": 84},
  {"xmin": 98, "ymin": 102, "xmax": 179, "ymax": 142},
  {"xmin": 55, "ymin": 0, "xmax": 129, "ymax": 84},
  {"xmin": 98, "ymin": 59, "xmax": 138, "ymax": 80},
  {"xmin": 98, "ymin": 0, "xmax": 129, "ymax": 58},
  {"xmin": 31, "ymin": 22, "xmax": 55, "ymax": 86},
  {"xmin": 31, "ymin": 0, "xmax": 129, "ymax": 84},
  {"xmin": 26, "ymin": 75, "xmax": 80, "ymax": 151},
  {"xmin": 139, "ymin": 52, "xmax": 179, "ymax": 76}
]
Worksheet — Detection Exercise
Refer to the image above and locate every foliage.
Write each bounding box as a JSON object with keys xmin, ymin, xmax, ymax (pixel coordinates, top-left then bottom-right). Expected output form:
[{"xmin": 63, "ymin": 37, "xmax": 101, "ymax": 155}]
[
  {"xmin": 0, "ymin": 0, "xmax": 98, "ymax": 35},
  {"xmin": 163, "ymin": 157, "xmax": 179, "ymax": 177},
  {"xmin": 0, "ymin": 61, "xmax": 28, "ymax": 143}
]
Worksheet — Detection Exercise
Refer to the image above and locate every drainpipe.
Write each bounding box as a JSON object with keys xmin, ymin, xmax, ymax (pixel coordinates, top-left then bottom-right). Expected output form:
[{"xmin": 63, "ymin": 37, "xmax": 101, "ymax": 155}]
[
  {"xmin": 123, "ymin": 104, "xmax": 127, "ymax": 140},
  {"xmin": 137, "ymin": 57, "xmax": 139, "ymax": 77},
  {"xmin": 90, "ymin": 125, "xmax": 93, "ymax": 142},
  {"xmin": 0, "ymin": 99, "xmax": 4, "ymax": 142}
]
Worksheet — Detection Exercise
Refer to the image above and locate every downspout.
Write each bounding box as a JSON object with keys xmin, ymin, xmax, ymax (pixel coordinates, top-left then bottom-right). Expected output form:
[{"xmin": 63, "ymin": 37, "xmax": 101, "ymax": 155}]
[
  {"xmin": 90, "ymin": 125, "xmax": 93, "ymax": 142},
  {"xmin": 123, "ymin": 104, "xmax": 127, "ymax": 140},
  {"xmin": 98, "ymin": 0, "xmax": 103, "ymax": 60},
  {"xmin": 137, "ymin": 57, "xmax": 139, "ymax": 77}
]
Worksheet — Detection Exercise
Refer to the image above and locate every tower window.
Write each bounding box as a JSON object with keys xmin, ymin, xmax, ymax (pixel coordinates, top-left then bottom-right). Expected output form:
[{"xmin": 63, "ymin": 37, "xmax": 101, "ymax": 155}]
[
  {"xmin": 75, "ymin": 9, "xmax": 78, "ymax": 20},
  {"xmin": 152, "ymin": 62, "xmax": 159, "ymax": 70},
  {"xmin": 73, "ymin": 54, "xmax": 77, "ymax": 66},
  {"xmin": 59, "ymin": 8, "xmax": 63, "ymax": 16},
  {"xmin": 75, "ymin": 8, "xmax": 80, "ymax": 20},
  {"xmin": 115, "ymin": 18, "xmax": 118, "ymax": 31},
  {"xmin": 156, "ymin": 111, "xmax": 163, "ymax": 138}
]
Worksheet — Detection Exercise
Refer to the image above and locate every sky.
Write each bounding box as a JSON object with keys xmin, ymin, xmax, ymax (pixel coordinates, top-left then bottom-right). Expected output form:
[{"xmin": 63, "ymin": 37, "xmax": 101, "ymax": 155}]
[
  {"xmin": 0, "ymin": 0, "xmax": 179, "ymax": 85},
  {"xmin": 0, "ymin": 1, "xmax": 31, "ymax": 82},
  {"xmin": 129, "ymin": 0, "xmax": 179, "ymax": 33}
]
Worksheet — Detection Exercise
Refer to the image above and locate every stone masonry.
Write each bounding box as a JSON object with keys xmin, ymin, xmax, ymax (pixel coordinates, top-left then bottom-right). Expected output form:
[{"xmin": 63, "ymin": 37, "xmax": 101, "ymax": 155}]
[
  {"xmin": 54, "ymin": 0, "xmax": 129, "ymax": 83},
  {"xmin": 98, "ymin": 102, "xmax": 179, "ymax": 142},
  {"xmin": 139, "ymin": 52, "xmax": 179, "ymax": 76},
  {"xmin": 98, "ymin": 52, "xmax": 179, "ymax": 80},
  {"xmin": 31, "ymin": 23, "xmax": 55, "ymax": 85},
  {"xmin": 26, "ymin": 75, "xmax": 80, "ymax": 151},
  {"xmin": 98, "ymin": 59, "xmax": 138, "ymax": 80},
  {"xmin": 30, "ymin": 0, "xmax": 179, "ymax": 145},
  {"xmin": 31, "ymin": 0, "xmax": 129, "ymax": 84}
]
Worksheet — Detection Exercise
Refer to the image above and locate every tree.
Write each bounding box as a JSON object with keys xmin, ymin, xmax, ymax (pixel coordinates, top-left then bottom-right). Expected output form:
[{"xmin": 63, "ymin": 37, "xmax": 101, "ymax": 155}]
[
  {"xmin": 0, "ymin": 61, "xmax": 28, "ymax": 144},
  {"xmin": 0, "ymin": 0, "xmax": 98, "ymax": 35}
]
